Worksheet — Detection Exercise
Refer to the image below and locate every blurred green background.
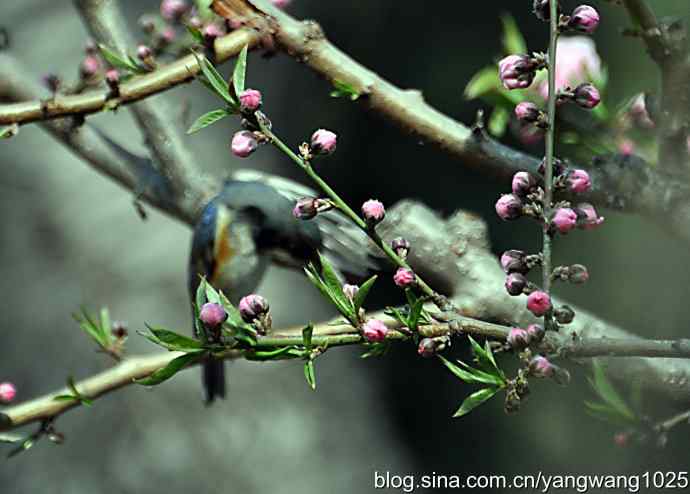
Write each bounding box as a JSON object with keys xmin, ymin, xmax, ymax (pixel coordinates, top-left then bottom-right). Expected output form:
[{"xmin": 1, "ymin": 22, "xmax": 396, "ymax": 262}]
[{"xmin": 1, "ymin": 1, "xmax": 689, "ymax": 492}]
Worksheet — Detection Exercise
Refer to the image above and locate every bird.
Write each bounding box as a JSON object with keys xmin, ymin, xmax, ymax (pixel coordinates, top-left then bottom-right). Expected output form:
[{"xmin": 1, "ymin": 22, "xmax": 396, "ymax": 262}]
[{"xmin": 92, "ymin": 128, "xmax": 383, "ymax": 403}]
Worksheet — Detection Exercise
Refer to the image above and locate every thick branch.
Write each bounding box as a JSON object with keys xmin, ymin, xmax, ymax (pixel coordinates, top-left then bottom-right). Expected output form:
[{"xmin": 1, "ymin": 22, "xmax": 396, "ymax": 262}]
[{"xmin": 211, "ymin": 0, "xmax": 690, "ymax": 246}]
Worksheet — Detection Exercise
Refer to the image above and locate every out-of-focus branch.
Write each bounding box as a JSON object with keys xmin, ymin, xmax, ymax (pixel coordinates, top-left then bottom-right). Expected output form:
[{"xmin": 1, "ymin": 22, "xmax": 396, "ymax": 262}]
[
  {"xmin": 4, "ymin": 313, "xmax": 690, "ymax": 432},
  {"xmin": 0, "ymin": 29, "xmax": 260, "ymax": 126},
  {"xmin": 73, "ymin": 0, "xmax": 202, "ymax": 204},
  {"xmin": 210, "ymin": 0, "xmax": 690, "ymax": 246},
  {"xmin": 0, "ymin": 53, "xmax": 205, "ymax": 224},
  {"xmin": 621, "ymin": 0, "xmax": 690, "ymax": 175}
]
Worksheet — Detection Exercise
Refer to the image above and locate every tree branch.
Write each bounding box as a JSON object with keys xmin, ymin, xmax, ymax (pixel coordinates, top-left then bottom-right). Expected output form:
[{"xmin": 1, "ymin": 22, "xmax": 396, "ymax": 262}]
[
  {"xmin": 208, "ymin": 0, "xmax": 690, "ymax": 246},
  {"xmin": 3, "ymin": 312, "xmax": 690, "ymax": 433},
  {"xmin": 0, "ymin": 29, "xmax": 259, "ymax": 126},
  {"xmin": 621, "ymin": 0, "xmax": 690, "ymax": 175}
]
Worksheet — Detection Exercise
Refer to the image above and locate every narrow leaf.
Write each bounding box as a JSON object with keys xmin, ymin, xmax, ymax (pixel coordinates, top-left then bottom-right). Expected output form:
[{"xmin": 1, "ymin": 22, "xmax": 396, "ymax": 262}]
[
  {"xmin": 500, "ymin": 14, "xmax": 527, "ymax": 55},
  {"xmin": 232, "ymin": 44, "xmax": 248, "ymax": 97},
  {"xmin": 145, "ymin": 326, "xmax": 205, "ymax": 352},
  {"xmin": 453, "ymin": 388, "xmax": 499, "ymax": 418},
  {"xmin": 589, "ymin": 360, "xmax": 636, "ymax": 421},
  {"xmin": 192, "ymin": 51, "xmax": 234, "ymax": 105},
  {"xmin": 439, "ymin": 356, "xmax": 503, "ymax": 386},
  {"xmin": 302, "ymin": 324, "xmax": 314, "ymax": 350},
  {"xmin": 353, "ymin": 275, "xmax": 377, "ymax": 312},
  {"xmin": 187, "ymin": 109, "xmax": 230, "ymax": 134},
  {"xmin": 304, "ymin": 360, "xmax": 316, "ymax": 390},
  {"xmin": 0, "ymin": 124, "xmax": 19, "ymax": 139},
  {"xmin": 99, "ymin": 44, "xmax": 144, "ymax": 73},
  {"xmin": 136, "ymin": 352, "xmax": 204, "ymax": 386}
]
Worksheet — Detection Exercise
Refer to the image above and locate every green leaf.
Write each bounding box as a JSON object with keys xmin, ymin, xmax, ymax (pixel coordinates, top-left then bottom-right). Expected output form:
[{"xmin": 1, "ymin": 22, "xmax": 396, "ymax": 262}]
[
  {"xmin": 204, "ymin": 280, "xmax": 222, "ymax": 305},
  {"xmin": 246, "ymin": 346, "xmax": 299, "ymax": 360},
  {"xmin": 192, "ymin": 51, "xmax": 234, "ymax": 105},
  {"xmin": 232, "ymin": 44, "xmax": 248, "ymax": 99},
  {"xmin": 584, "ymin": 400, "xmax": 636, "ymax": 426},
  {"xmin": 305, "ymin": 257, "xmax": 356, "ymax": 324},
  {"xmin": 302, "ymin": 324, "xmax": 314, "ymax": 351},
  {"xmin": 187, "ymin": 109, "xmax": 230, "ymax": 134},
  {"xmin": 330, "ymin": 80, "xmax": 360, "ymax": 100},
  {"xmin": 136, "ymin": 352, "xmax": 205, "ymax": 386},
  {"xmin": 500, "ymin": 14, "xmax": 527, "ymax": 55},
  {"xmin": 304, "ymin": 360, "xmax": 316, "ymax": 390},
  {"xmin": 405, "ymin": 290, "xmax": 425, "ymax": 332},
  {"xmin": 186, "ymin": 25, "xmax": 204, "ymax": 44},
  {"xmin": 99, "ymin": 307, "xmax": 112, "ymax": 346},
  {"xmin": 453, "ymin": 387, "xmax": 499, "ymax": 418},
  {"xmin": 360, "ymin": 341, "xmax": 389, "ymax": 359},
  {"xmin": 53, "ymin": 395, "xmax": 78, "ymax": 403},
  {"xmin": 353, "ymin": 275, "xmax": 377, "ymax": 312},
  {"xmin": 588, "ymin": 359, "xmax": 636, "ymax": 421},
  {"xmin": 7, "ymin": 437, "xmax": 35, "ymax": 459},
  {"xmin": 0, "ymin": 434, "xmax": 22, "ymax": 444},
  {"xmin": 143, "ymin": 326, "xmax": 205, "ymax": 352},
  {"xmin": 0, "ymin": 124, "xmax": 19, "ymax": 139},
  {"xmin": 74, "ymin": 309, "xmax": 108, "ymax": 349},
  {"xmin": 488, "ymin": 106, "xmax": 510, "ymax": 137},
  {"xmin": 99, "ymin": 44, "xmax": 145, "ymax": 74},
  {"xmin": 439, "ymin": 355, "xmax": 504, "ymax": 387},
  {"xmin": 464, "ymin": 67, "xmax": 501, "ymax": 100}
]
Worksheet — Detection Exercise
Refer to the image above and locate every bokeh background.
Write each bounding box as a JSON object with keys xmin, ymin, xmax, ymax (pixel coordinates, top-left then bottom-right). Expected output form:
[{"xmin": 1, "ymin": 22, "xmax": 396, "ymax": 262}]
[{"xmin": 1, "ymin": 1, "xmax": 690, "ymax": 492}]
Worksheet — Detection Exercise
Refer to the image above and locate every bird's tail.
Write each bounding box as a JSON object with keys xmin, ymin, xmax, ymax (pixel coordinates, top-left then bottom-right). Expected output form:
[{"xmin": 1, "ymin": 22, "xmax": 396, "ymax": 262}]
[{"xmin": 202, "ymin": 359, "xmax": 226, "ymax": 404}]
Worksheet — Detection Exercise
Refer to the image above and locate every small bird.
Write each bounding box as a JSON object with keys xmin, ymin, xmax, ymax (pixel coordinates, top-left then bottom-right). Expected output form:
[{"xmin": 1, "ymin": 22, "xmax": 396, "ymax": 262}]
[
  {"xmin": 92, "ymin": 129, "xmax": 382, "ymax": 403},
  {"xmin": 189, "ymin": 171, "xmax": 382, "ymax": 403}
]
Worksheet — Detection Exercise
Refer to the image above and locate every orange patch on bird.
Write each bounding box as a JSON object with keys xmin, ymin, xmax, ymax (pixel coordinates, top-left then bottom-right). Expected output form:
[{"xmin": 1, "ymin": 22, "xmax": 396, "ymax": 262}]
[{"xmin": 211, "ymin": 209, "xmax": 234, "ymax": 283}]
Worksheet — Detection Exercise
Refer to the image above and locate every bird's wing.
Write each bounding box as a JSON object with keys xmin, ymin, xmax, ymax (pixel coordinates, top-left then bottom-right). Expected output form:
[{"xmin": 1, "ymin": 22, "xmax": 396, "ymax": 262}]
[{"xmin": 231, "ymin": 169, "xmax": 387, "ymax": 279}]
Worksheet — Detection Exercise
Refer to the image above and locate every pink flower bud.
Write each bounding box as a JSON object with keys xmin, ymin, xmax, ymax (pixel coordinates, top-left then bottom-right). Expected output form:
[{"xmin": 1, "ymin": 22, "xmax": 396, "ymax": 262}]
[
  {"xmin": 137, "ymin": 44, "xmax": 152, "ymax": 60},
  {"xmin": 391, "ymin": 237, "xmax": 411, "ymax": 258},
  {"xmin": 505, "ymin": 273, "xmax": 528, "ymax": 296},
  {"xmin": 343, "ymin": 284, "xmax": 359, "ymax": 301},
  {"xmin": 527, "ymin": 291, "xmax": 552, "ymax": 316},
  {"xmin": 554, "ymin": 305, "xmax": 575, "ymax": 324},
  {"xmin": 500, "ymin": 250, "xmax": 528, "ymax": 274},
  {"xmin": 161, "ymin": 27, "xmax": 177, "ymax": 44},
  {"xmin": 567, "ymin": 169, "xmax": 591, "ymax": 193},
  {"xmin": 239, "ymin": 88, "xmax": 262, "ymax": 112},
  {"xmin": 569, "ymin": 264, "xmax": 589, "ymax": 284},
  {"xmin": 292, "ymin": 197, "xmax": 318, "ymax": 220},
  {"xmin": 526, "ymin": 323, "xmax": 545, "ymax": 341},
  {"xmin": 495, "ymin": 194, "xmax": 523, "ymax": 220},
  {"xmin": 199, "ymin": 302, "xmax": 227, "ymax": 327},
  {"xmin": 529, "ymin": 355, "xmax": 556, "ymax": 378},
  {"xmin": 80, "ymin": 55, "xmax": 102, "ymax": 78},
  {"xmin": 573, "ymin": 83, "xmax": 601, "ymax": 109},
  {"xmin": 361, "ymin": 199, "xmax": 385, "ymax": 224},
  {"xmin": 512, "ymin": 171, "xmax": 536, "ymax": 197},
  {"xmin": 552, "ymin": 208, "xmax": 578, "ymax": 234},
  {"xmin": 569, "ymin": 5, "xmax": 600, "ymax": 34},
  {"xmin": 238, "ymin": 294, "xmax": 269, "ymax": 322},
  {"xmin": 418, "ymin": 338, "xmax": 438, "ymax": 358},
  {"xmin": 515, "ymin": 102, "xmax": 541, "ymax": 123},
  {"xmin": 203, "ymin": 23, "xmax": 225, "ymax": 42},
  {"xmin": 310, "ymin": 129, "xmax": 337, "ymax": 155},
  {"xmin": 393, "ymin": 267, "xmax": 415, "ymax": 288},
  {"xmin": 271, "ymin": 0, "xmax": 291, "ymax": 8},
  {"xmin": 618, "ymin": 139, "xmax": 635, "ymax": 156},
  {"xmin": 231, "ymin": 130, "xmax": 259, "ymax": 158},
  {"xmin": 507, "ymin": 328, "xmax": 531, "ymax": 349},
  {"xmin": 575, "ymin": 203, "xmax": 604, "ymax": 230},
  {"xmin": 0, "ymin": 382, "xmax": 16, "ymax": 404},
  {"xmin": 498, "ymin": 54, "xmax": 537, "ymax": 90},
  {"xmin": 105, "ymin": 69, "xmax": 120, "ymax": 85},
  {"xmin": 362, "ymin": 319, "xmax": 389, "ymax": 343},
  {"xmin": 160, "ymin": 0, "xmax": 189, "ymax": 21}
]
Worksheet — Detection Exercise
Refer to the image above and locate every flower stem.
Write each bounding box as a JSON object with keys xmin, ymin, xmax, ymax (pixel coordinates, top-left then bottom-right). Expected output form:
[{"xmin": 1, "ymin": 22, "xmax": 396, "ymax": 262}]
[
  {"xmin": 542, "ymin": 0, "xmax": 559, "ymax": 328},
  {"xmin": 258, "ymin": 122, "xmax": 436, "ymax": 298}
]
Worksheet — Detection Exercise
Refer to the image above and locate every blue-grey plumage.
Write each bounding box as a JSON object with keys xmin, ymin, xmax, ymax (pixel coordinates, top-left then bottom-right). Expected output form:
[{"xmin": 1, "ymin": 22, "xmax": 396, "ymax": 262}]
[
  {"xmin": 189, "ymin": 180, "xmax": 324, "ymax": 403},
  {"xmin": 89, "ymin": 128, "xmax": 386, "ymax": 404}
]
